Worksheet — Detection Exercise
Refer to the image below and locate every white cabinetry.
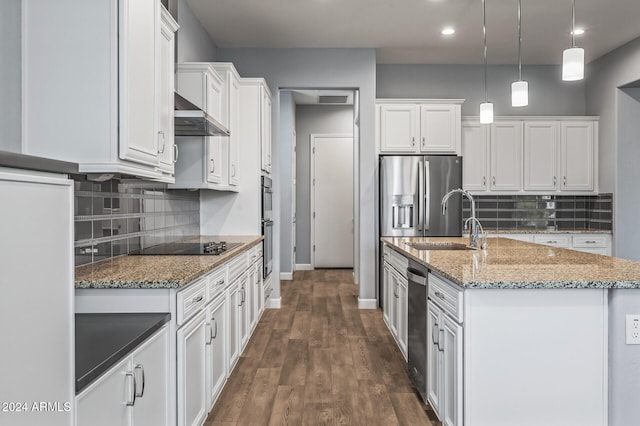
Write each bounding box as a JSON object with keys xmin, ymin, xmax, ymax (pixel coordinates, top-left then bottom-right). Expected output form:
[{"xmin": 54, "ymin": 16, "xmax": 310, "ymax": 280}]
[
  {"xmin": 177, "ymin": 310, "xmax": 207, "ymax": 426},
  {"xmin": 490, "ymin": 121, "xmax": 522, "ymax": 191},
  {"xmin": 172, "ymin": 63, "xmax": 237, "ymax": 191},
  {"xmin": 561, "ymin": 121, "xmax": 596, "ymax": 191},
  {"xmin": 212, "ymin": 64, "xmax": 242, "ymax": 187},
  {"xmin": 523, "ymin": 121, "xmax": 558, "ymax": 191},
  {"xmin": 262, "ymin": 86, "xmax": 273, "ymax": 173},
  {"xmin": 462, "ymin": 117, "xmax": 598, "ymax": 194},
  {"xmin": 499, "ymin": 233, "xmax": 612, "ymax": 255},
  {"xmin": 22, "ymin": 0, "xmax": 178, "ymax": 181},
  {"xmin": 382, "ymin": 245, "xmax": 408, "ymax": 359},
  {"xmin": 377, "ymin": 100, "xmax": 463, "ymax": 154},
  {"xmin": 205, "ymin": 293, "xmax": 227, "ymax": 410},
  {"xmin": 427, "ymin": 273, "xmax": 464, "ymax": 426},
  {"xmin": 76, "ymin": 326, "xmax": 170, "ymax": 426}
]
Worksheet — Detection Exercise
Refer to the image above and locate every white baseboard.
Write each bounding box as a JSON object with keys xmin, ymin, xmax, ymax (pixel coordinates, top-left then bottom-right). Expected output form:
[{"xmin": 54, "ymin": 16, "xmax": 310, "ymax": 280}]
[
  {"xmin": 266, "ymin": 297, "xmax": 281, "ymax": 309},
  {"xmin": 295, "ymin": 264, "xmax": 313, "ymax": 271},
  {"xmin": 358, "ymin": 298, "xmax": 378, "ymax": 309},
  {"xmin": 280, "ymin": 272, "xmax": 293, "ymax": 281}
]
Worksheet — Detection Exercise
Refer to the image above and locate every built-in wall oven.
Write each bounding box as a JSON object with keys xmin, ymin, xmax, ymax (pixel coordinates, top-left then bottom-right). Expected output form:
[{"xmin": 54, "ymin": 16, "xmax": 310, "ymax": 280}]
[{"xmin": 261, "ymin": 176, "xmax": 273, "ymax": 279}]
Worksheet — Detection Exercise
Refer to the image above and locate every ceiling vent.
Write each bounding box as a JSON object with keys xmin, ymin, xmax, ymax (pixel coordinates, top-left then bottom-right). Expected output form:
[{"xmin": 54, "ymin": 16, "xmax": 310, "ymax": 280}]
[{"xmin": 318, "ymin": 95, "xmax": 349, "ymax": 104}]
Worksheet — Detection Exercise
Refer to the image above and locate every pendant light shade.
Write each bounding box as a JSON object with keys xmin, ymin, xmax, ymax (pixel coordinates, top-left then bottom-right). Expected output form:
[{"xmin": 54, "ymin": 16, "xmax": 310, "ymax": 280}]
[
  {"xmin": 562, "ymin": 0, "xmax": 584, "ymax": 81},
  {"xmin": 511, "ymin": 80, "xmax": 529, "ymax": 107},
  {"xmin": 479, "ymin": 0, "xmax": 493, "ymax": 123},
  {"xmin": 562, "ymin": 47, "xmax": 584, "ymax": 81},
  {"xmin": 511, "ymin": 0, "xmax": 528, "ymax": 107},
  {"xmin": 480, "ymin": 102, "xmax": 494, "ymax": 124}
]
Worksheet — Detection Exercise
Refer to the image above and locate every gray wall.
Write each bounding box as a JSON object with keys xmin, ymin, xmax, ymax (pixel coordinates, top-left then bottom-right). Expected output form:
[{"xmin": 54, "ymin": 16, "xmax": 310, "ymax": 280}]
[
  {"xmin": 294, "ymin": 105, "xmax": 354, "ymax": 265},
  {"xmin": 585, "ymin": 36, "xmax": 640, "ymax": 426},
  {"xmin": 216, "ymin": 48, "xmax": 377, "ymax": 302},
  {"xmin": 279, "ymin": 91, "xmax": 295, "ymax": 275},
  {"xmin": 0, "ymin": 0, "xmax": 21, "ymax": 152},
  {"xmin": 377, "ymin": 64, "xmax": 586, "ymax": 116},
  {"xmin": 176, "ymin": 0, "xmax": 217, "ymax": 62}
]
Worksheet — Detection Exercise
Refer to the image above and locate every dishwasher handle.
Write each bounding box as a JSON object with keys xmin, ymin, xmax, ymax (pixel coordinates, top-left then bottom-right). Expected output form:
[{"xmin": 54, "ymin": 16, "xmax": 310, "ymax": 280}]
[{"xmin": 407, "ymin": 269, "xmax": 427, "ymax": 286}]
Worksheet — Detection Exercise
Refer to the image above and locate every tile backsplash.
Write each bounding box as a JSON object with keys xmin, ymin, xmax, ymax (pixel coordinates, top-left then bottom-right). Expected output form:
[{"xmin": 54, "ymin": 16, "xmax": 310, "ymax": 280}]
[
  {"xmin": 463, "ymin": 194, "xmax": 613, "ymax": 232},
  {"xmin": 74, "ymin": 179, "xmax": 199, "ymax": 266}
]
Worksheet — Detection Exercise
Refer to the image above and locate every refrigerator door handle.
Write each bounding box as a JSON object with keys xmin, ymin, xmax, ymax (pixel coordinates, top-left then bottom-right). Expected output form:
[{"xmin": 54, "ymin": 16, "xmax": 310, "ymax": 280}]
[
  {"xmin": 424, "ymin": 160, "xmax": 430, "ymax": 232},
  {"xmin": 418, "ymin": 162, "xmax": 424, "ymax": 232}
]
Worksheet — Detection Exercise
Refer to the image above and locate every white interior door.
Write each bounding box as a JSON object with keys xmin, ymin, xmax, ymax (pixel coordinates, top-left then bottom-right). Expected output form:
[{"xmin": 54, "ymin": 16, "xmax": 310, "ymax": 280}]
[{"xmin": 312, "ymin": 134, "xmax": 354, "ymax": 268}]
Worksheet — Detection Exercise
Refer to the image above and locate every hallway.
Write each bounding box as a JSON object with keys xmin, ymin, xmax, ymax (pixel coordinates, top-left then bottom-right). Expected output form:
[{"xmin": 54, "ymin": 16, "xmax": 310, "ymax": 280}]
[{"xmin": 205, "ymin": 269, "xmax": 438, "ymax": 425}]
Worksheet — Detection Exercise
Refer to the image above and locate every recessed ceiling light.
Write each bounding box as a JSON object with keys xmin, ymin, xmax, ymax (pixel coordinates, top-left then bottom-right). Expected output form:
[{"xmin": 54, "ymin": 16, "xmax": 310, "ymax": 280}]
[
  {"xmin": 441, "ymin": 27, "xmax": 455, "ymax": 36},
  {"xmin": 571, "ymin": 28, "xmax": 585, "ymax": 35}
]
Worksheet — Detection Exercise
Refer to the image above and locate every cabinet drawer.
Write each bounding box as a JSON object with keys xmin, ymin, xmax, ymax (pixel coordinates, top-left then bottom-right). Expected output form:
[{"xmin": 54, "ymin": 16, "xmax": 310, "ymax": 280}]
[
  {"xmin": 533, "ymin": 235, "xmax": 571, "ymax": 248},
  {"xmin": 388, "ymin": 248, "xmax": 409, "ymax": 277},
  {"xmin": 228, "ymin": 251, "xmax": 248, "ymax": 283},
  {"xmin": 207, "ymin": 265, "xmax": 228, "ymax": 302},
  {"xmin": 177, "ymin": 278, "xmax": 206, "ymax": 326},
  {"xmin": 247, "ymin": 245, "xmax": 260, "ymax": 265},
  {"xmin": 572, "ymin": 235, "xmax": 609, "ymax": 248},
  {"xmin": 429, "ymin": 273, "xmax": 463, "ymax": 323}
]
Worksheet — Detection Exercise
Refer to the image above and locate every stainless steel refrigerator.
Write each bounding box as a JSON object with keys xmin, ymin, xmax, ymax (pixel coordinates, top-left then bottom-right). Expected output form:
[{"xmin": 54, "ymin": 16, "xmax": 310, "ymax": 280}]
[{"xmin": 380, "ymin": 155, "xmax": 463, "ymax": 237}]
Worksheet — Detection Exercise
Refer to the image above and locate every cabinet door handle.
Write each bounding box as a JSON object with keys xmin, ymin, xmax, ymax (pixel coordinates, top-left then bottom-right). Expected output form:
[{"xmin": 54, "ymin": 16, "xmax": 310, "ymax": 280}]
[
  {"xmin": 134, "ymin": 364, "xmax": 145, "ymax": 398},
  {"xmin": 492, "ymin": 176, "xmax": 496, "ymax": 185},
  {"xmin": 585, "ymin": 240, "xmax": 597, "ymax": 244},
  {"xmin": 412, "ymin": 136, "xmax": 415, "ymax": 146},
  {"xmin": 482, "ymin": 176, "xmax": 486, "ymax": 187},
  {"xmin": 217, "ymin": 279, "xmax": 225, "ymax": 286},
  {"xmin": 438, "ymin": 329, "xmax": 445, "ymax": 352},
  {"xmin": 231, "ymin": 164, "xmax": 236, "ymax": 177},
  {"xmin": 434, "ymin": 291, "xmax": 445, "ymax": 300},
  {"xmin": 206, "ymin": 322, "xmax": 213, "ymax": 345},
  {"xmin": 192, "ymin": 295, "xmax": 203, "ymax": 303},
  {"xmin": 159, "ymin": 131, "xmax": 166, "ymax": 154},
  {"xmin": 553, "ymin": 176, "xmax": 557, "ymax": 187},
  {"xmin": 563, "ymin": 176, "xmax": 567, "ymax": 186},
  {"xmin": 546, "ymin": 240, "xmax": 557, "ymax": 244},
  {"xmin": 212, "ymin": 317, "xmax": 218, "ymax": 339},
  {"xmin": 432, "ymin": 322, "xmax": 439, "ymax": 345},
  {"xmin": 173, "ymin": 144, "xmax": 179, "ymax": 163},
  {"xmin": 126, "ymin": 371, "xmax": 137, "ymax": 407},
  {"xmin": 422, "ymin": 136, "xmax": 426, "ymax": 146},
  {"xmin": 210, "ymin": 158, "xmax": 215, "ymax": 173}
]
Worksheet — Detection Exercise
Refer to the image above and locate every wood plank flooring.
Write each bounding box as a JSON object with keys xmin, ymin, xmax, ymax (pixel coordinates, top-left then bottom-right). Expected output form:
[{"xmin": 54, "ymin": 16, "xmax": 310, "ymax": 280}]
[{"xmin": 205, "ymin": 269, "xmax": 439, "ymax": 426}]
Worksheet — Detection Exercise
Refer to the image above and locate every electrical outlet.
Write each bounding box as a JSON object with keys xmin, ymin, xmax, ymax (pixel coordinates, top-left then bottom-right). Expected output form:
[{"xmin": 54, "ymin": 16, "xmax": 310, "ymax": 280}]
[{"xmin": 625, "ymin": 315, "xmax": 640, "ymax": 345}]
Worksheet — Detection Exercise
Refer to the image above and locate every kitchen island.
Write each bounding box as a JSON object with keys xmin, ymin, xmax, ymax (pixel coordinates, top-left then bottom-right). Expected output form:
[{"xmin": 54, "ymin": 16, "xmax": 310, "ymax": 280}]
[{"xmin": 381, "ymin": 236, "xmax": 640, "ymax": 426}]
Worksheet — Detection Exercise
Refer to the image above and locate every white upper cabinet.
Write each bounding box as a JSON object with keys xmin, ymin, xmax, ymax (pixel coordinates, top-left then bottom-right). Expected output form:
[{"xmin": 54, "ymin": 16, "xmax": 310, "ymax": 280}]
[
  {"xmin": 261, "ymin": 85, "xmax": 273, "ymax": 174},
  {"xmin": 461, "ymin": 121, "xmax": 490, "ymax": 192},
  {"xmin": 561, "ymin": 121, "xmax": 596, "ymax": 192},
  {"xmin": 22, "ymin": 0, "xmax": 178, "ymax": 181},
  {"xmin": 490, "ymin": 121, "xmax": 523, "ymax": 191},
  {"xmin": 377, "ymin": 100, "xmax": 463, "ymax": 154},
  {"xmin": 379, "ymin": 104, "xmax": 419, "ymax": 152},
  {"xmin": 212, "ymin": 64, "xmax": 242, "ymax": 187},
  {"xmin": 462, "ymin": 117, "xmax": 598, "ymax": 194},
  {"xmin": 523, "ymin": 121, "xmax": 558, "ymax": 191},
  {"xmin": 420, "ymin": 104, "xmax": 461, "ymax": 153}
]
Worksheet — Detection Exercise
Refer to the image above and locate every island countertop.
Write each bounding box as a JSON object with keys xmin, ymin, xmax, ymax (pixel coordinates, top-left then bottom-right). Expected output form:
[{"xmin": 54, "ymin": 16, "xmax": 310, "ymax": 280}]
[
  {"xmin": 381, "ymin": 236, "xmax": 640, "ymax": 289},
  {"xmin": 75, "ymin": 235, "xmax": 262, "ymax": 289}
]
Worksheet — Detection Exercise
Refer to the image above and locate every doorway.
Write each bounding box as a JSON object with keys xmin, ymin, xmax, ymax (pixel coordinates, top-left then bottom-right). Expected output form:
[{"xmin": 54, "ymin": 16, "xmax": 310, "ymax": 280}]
[{"xmin": 311, "ymin": 134, "xmax": 354, "ymax": 268}]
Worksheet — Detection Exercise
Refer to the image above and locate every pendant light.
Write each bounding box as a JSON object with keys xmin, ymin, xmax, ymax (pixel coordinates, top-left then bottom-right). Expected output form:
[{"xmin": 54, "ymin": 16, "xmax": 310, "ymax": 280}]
[
  {"xmin": 562, "ymin": 0, "xmax": 584, "ymax": 81},
  {"xmin": 511, "ymin": 0, "xmax": 528, "ymax": 107},
  {"xmin": 479, "ymin": 0, "xmax": 493, "ymax": 124}
]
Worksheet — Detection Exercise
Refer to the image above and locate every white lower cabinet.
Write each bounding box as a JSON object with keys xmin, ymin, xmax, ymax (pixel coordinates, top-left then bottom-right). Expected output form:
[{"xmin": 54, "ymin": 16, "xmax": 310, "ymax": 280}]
[
  {"xmin": 228, "ymin": 280, "xmax": 242, "ymax": 371},
  {"xmin": 205, "ymin": 293, "xmax": 227, "ymax": 410},
  {"xmin": 239, "ymin": 273, "xmax": 251, "ymax": 349},
  {"xmin": 499, "ymin": 233, "xmax": 612, "ymax": 255},
  {"xmin": 177, "ymin": 310, "xmax": 207, "ymax": 426},
  {"xmin": 381, "ymin": 248, "xmax": 408, "ymax": 359},
  {"xmin": 76, "ymin": 325, "xmax": 170, "ymax": 426},
  {"xmin": 427, "ymin": 274, "xmax": 464, "ymax": 426}
]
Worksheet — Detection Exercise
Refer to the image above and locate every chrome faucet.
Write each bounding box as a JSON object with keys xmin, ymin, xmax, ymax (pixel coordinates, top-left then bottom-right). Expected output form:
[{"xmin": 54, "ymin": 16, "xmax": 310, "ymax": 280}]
[{"xmin": 441, "ymin": 188, "xmax": 487, "ymax": 249}]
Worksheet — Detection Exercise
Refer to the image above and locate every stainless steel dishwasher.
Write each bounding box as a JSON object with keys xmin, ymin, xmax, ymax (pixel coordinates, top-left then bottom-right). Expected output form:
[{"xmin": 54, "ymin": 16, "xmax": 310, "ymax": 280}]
[{"xmin": 407, "ymin": 260, "xmax": 428, "ymax": 403}]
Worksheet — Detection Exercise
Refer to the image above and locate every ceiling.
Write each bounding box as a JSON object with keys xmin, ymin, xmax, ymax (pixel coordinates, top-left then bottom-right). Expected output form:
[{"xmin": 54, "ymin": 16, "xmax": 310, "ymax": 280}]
[{"xmin": 185, "ymin": 0, "xmax": 640, "ymax": 65}]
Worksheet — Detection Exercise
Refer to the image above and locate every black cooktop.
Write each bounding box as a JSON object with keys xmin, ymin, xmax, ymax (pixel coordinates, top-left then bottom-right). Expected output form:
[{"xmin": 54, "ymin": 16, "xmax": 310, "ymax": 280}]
[{"xmin": 130, "ymin": 241, "xmax": 243, "ymax": 256}]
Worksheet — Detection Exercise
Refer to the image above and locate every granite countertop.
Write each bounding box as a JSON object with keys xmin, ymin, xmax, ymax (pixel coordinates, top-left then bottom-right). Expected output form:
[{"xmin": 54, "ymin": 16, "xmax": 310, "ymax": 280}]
[
  {"xmin": 382, "ymin": 236, "xmax": 640, "ymax": 289},
  {"xmin": 75, "ymin": 312, "xmax": 170, "ymax": 394},
  {"xmin": 75, "ymin": 235, "xmax": 263, "ymax": 289},
  {"xmin": 486, "ymin": 229, "xmax": 612, "ymax": 234}
]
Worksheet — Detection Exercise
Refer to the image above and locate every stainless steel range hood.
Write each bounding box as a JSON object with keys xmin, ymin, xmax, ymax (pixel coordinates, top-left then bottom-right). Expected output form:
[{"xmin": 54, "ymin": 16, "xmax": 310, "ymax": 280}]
[{"xmin": 174, "ymin": 93, "xmax": 230, "ymax": 137}]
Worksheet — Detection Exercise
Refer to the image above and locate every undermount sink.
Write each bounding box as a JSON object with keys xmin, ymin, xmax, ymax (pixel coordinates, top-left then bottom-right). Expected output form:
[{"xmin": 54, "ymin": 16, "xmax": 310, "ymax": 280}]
[{"xmin": 405, "ymin": 242, "xmax": 475, "ymax": 251}]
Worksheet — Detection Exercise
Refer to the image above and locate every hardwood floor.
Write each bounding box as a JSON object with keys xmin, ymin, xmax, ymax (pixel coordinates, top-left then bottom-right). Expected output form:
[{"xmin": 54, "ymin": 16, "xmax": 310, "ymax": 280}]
[{"xmin": 205, "ymin": 269, "xmax": 439, "ymax": 426}]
